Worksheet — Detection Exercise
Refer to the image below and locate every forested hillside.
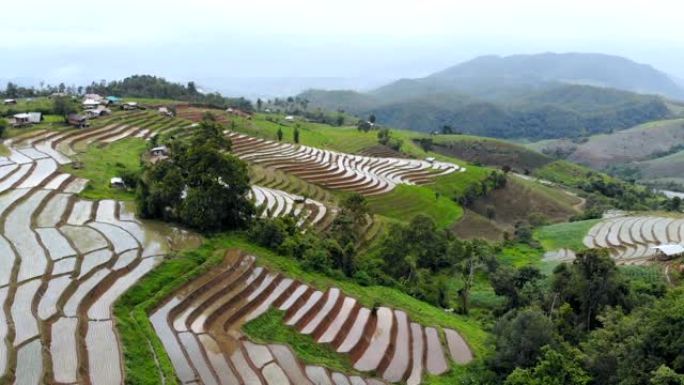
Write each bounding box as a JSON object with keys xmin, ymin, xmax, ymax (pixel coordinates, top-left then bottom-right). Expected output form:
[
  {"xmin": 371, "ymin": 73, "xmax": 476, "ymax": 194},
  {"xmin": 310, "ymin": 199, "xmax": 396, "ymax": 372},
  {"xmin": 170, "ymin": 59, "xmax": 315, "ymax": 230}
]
[
  {"xmin": 299, "ymin": 53, "xmax": 681, "ymax": 139},
  {"xmin": 301, "ymin": 85, "xmax": 669, "ymax": 139}
]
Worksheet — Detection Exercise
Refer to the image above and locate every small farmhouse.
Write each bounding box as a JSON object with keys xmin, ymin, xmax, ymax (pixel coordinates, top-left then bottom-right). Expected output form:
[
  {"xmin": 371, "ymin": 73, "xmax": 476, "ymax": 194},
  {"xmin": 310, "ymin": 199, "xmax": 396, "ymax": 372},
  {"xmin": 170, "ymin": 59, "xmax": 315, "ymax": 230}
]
[
  {"xmin": 651, "ymin": 244, "xmax": 684, "ymax": 261},
  {"xmin": 11, "ymin": 112, "xmax": 41, "ymax": 127},
  {"xmin": 123, "ymin": 102, "xmax": 139, "ymax": 110},
  {"xmin": 67, "ymin": 113, "xmax": 88, "ymax": 128},
  {"xmin": 3, "ymin": 99, "xmax": 17, "ymax": 105}
]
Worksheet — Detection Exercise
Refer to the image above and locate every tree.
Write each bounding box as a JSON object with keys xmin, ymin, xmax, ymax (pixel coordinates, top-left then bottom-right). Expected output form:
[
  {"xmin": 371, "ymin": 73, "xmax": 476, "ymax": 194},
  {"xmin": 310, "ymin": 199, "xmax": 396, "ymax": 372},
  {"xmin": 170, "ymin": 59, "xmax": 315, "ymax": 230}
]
[
  {"xmin": 378, "ymin": 128, "xmax": 391, "ymax": 146},
  {"xmin": 357, "ymin": 120, "xmax": 372, "ymax": 132},
  {"xmin": 0, "ymin": 119, "xmax": 7, "ymax": 138},
  {"xmin": 53, "ymin": 96, "xmax": 78, "ymax": 120},
  {"xmin": 336, "ymin": 114, "xmax": 345, "ymax": 126},
  {"xmin": 650, "ymin": 366, "xmax": 684, "ymax": 385},
  {"xmin": 294, "ymin": 125, "xmax": 300, "ymax": 144},
  {"xmin": 489, "ymin": 308, "xmax": 557, "ymax": 375},
  {"xmin": 667, "ymin": 197, "xmax": 681, "ymax": 212},
  {"xmin": 277, "ymin": 127, "xmax": 283, "ymax": 141},
  {"xmin": 5, "ymin": 82, "xmax": 19, "ymax": 98},
  {"xmin": 442, "ymin": 125, "xmax": 454, "ymax": 135},
  {"xmin": 504, "ymin": 345, "xmax": 591, "ymax": 385},
  {"xmin": 137, "ymin": 116, "xmax": 254, "ymax": 232},
  {"xmin": 187, "ymin": 81, "xmax": 198, "ymax": 95},
  {"xmin": 457, "ymin": 240, "xmax": 489, "ymax": 315},
  {"xmin": 369, "ymin": 114, "xmax": 376, "ymax": 124},
  {"xmin": 551, "ymin": 249, "xmax": 631, "ymax": 333},
  {"xmin": 257, "ymin": 98, "xmax": 263, "ymax": 111},
  {"xmin": 582, "ymin": 291, "xmax": 684, "ymax": 385}
]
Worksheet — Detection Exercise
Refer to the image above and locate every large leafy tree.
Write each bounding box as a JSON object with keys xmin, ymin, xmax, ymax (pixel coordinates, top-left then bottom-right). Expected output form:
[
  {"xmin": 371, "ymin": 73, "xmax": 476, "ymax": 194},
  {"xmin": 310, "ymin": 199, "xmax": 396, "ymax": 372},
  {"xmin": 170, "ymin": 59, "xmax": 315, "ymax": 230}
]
[
  {"xmin": 504, "ymin": 345, "xmax": 591, "ymax": 385},
  {"xmin": 489, "ymin": 308, "xmax": 557, "ymax": 375},
  {"xmin": 137, "ymin": 115, "xmax": 254, "ymax": 232},
  {"xmin": 551, "ymin": 249, "xmax": 631, "ymax": 334}
]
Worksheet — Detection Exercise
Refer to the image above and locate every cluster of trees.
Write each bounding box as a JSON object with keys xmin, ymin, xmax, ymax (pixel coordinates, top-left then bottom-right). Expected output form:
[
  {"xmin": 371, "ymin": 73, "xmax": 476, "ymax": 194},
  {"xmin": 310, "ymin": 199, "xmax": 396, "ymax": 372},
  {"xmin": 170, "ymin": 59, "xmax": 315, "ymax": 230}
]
[
  {"xmin": 84, "ymin": 75, "xmax": 253, "ymax": 111},
  {"xmin": 248, "ymin": 193, "xmax": 371, "ymax": 278},
  {"xmin": 301, "ymin": 85, "xmax": 670, "ymax": 140},
  {"xmin": 136, "ymin": 114, "xmax": 255, "ymax": 232},
  {"xmin": 457, "ymin": 171, "xmax": 508, "ymax": 207},
  {"xmin": 260, "ymin": 96, "xmax": 347, "ymax": 126},
  {"xmin": 1, "ymin": 81, "xmax": 80, "ymax": 98},
  {"xmin": 478, "ymin": 249, "xmax": 682, "ymax": 385},
  {"xmin": 376, "ymin": 128, "xmax": 403, "ymax": 151}
]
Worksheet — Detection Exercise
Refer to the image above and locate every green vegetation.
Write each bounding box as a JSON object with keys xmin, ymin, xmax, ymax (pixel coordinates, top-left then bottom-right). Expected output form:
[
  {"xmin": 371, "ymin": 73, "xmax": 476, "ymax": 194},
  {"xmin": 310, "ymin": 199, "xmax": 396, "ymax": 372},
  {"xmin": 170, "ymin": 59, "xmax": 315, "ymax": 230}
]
[
  {"xmin": 431, "ymin": 134, "xmax": 553, "ymax": 172},
  {"xmin": 243, "ymin": 310, "xmax": 357, "ymax": 374},
  {"xmin": 497, "ymin": 244, "xmax": 544, "ymax": 268},
  {"xmin": 84, "ymin": 75, "xmax": 253, "ymax": 110},
  {"xmin": 137, "ymin": 116, "xmax": 254, "ymax": 231},
  {"xmin": 301, "ymin": 85, "xmax": 669, "ymax": 140},
  {"xmin": 63, "ymin": 137, "xmax": 147, "ymax": 200},
  {"xmin": 534, "ymin": 219, "xmax": 600, "ymax": 251},
  {"xmin": 366, "ymin": 185, "xmax": 463, "ymax": 227}
]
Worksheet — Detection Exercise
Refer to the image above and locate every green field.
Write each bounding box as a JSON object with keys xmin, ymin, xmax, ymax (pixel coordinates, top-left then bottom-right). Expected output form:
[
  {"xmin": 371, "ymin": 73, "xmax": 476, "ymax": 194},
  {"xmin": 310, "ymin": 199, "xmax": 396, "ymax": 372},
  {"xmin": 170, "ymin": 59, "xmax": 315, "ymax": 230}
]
[
  {"xmin": 534, "ymin": 219, "xmax": 600, "ymax": 251},
  {"xmin": 63, "ymin": 137, "xmax": 147, "ymax": 200},
  {"xmin": 367, "ymin": 185, "xmax": 464, "ymax": 227},
  {"xmin": 0, "ymin": 97, "xmax": 54, "ymax": 116}
]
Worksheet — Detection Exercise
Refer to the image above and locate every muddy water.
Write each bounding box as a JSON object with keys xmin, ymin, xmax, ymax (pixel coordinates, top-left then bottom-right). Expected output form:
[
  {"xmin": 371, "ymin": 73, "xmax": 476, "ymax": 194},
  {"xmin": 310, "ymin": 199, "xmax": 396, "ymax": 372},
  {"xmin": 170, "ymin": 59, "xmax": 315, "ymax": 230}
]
[
  {"xmin": 119, "ymin": 201, "xmax": 202, "ymax": 253},
  {"xmin": 383, "ymin": 310, "xmax": 410, "ymax": 382},
  {"xmin": 337, "ymin": 308, "xmax": 371, "ymax": 354},
  {"xmin": 424, "ymin": 327, "xmax": 448, "ymax": 375},
  {"xmin": 306, "ymin": 366, "xmax": 333, "ymax": 385},
  {"xmin": 301, "ymin": 288, "xmax": 340, "ymax": 335},
  {"xmin": 86, "ymin": 320, "xmax": 122, "ymax": 385},
  {"xmin": 406, "ymin": 323, "xmax": 424, "ymax": 385},
  {"xmin": 14, "ymin": 339, "xmax": 43, "ymax": 385},
  {"xmin": 263, "ymin": 362, "xmax": 292, "ymax": 385},
  {"xmin": 198, "ymin": 334, "xmax": 242, "ymax": 385},
  {"xmin": 0, "ymin": 288, "xmax": 7, "ymax": 378},
  {"xmin": 270, "ymin": 344, "xmax": 314, "ymax": 385},
  {"xmin": 51, "ymin": 317, "xmax": 79, "ymax": 383},
  {"xmin": 318, "ymin": 297, "xmax": 356, "ymax": 344},
  {"xmin": 444, "ymin": 328, "xmax": 473, "ymax": 365},
  {"xmin": 12, "ymin": 279, "xmax": 41, "ymax": 345},
  {"xmin": 353, "ymin": 307, "xmax": 393, "ymax": 372}
]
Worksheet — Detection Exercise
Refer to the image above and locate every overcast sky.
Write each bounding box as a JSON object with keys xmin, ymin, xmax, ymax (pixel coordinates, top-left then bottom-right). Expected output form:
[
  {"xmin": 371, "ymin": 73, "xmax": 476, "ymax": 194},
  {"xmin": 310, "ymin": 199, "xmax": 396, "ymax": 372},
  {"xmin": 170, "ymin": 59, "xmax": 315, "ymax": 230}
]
[{"xmin": 2, "ymin": 0, "xmax": 683, "ymax": 96}]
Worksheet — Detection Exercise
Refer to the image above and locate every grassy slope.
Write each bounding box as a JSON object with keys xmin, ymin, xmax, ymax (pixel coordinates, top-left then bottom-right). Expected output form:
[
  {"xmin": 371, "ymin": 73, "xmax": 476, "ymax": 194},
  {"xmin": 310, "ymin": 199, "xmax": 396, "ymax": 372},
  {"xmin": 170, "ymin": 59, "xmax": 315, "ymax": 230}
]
[
  {"xmin": 62, "ymin": 138, "xmax": 147, "ymax": 200},
  {"xmin": 431, "ymin": 134, "xmax": 553, "ymax": 172},
  {"xmin": 534, "ymin": 219, "xmax": 600, "ymax": 251},
  {"xmin": 470, "ymin": 176, "xmax": 580, "ymax": 227},
  {"xmin": 116, "ymin": 234, "xmax": 490, "ymax": 384},
  {"xmin": 0, "ymin": 97, "xmax": 53, "ymax": 115},
  {"xmin": 366, "ymin": 185, "xmax": 463, "ymax": 228}
]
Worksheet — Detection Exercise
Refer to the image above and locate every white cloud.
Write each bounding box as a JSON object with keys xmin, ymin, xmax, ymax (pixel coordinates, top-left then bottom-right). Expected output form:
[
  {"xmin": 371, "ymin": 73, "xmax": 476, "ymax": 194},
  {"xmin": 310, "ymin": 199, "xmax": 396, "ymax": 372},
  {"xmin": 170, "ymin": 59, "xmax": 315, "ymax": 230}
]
[{"xmin": 1, "ymin": 0, "xmax": 683, "ymax": 82}]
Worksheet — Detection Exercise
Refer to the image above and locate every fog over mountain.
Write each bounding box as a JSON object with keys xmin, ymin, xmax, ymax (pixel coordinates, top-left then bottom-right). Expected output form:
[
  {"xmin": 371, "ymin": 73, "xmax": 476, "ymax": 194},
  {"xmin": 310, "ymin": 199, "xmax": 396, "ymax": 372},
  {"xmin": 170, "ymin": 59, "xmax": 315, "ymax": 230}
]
[{"xmin": 2, "ymin": 0, "xmax": 684, "ymax": 98}]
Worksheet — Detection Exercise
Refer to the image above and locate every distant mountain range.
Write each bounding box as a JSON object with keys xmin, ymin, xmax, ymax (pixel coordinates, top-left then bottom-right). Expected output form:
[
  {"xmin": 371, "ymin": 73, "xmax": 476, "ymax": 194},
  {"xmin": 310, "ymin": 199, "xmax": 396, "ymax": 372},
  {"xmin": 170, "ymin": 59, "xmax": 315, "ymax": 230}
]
[{"xmin": 300, "ymin": 53, "xmax": 683, "ymax": 139}]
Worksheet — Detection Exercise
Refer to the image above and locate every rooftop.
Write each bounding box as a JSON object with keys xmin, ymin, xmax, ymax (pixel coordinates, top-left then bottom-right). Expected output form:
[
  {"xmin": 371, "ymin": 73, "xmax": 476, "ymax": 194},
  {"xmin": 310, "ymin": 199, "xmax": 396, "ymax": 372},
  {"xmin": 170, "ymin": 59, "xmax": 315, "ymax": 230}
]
[{"xmin": 651, "ymin": 244, "xmax": 684, "ymax": 256}]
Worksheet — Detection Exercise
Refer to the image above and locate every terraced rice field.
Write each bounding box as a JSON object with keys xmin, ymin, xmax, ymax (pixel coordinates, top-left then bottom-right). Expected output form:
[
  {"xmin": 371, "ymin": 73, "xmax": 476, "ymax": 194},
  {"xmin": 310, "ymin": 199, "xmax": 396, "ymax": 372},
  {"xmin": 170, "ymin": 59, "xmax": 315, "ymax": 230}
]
[
  {"xmin": 151, "ymin": 252, "xmax": 473, "ymax": 385},
  {"xmin": 226, "ymin": 132, "xmax": 465, "ymax": 196},
  {"xmin": 0, "ymin": 125, "xmax": 183, "ymax": 383},
  {"xmin": 250, "ymin": 185, "xmax": 336, "ymax": 230},
  {"xmin": 582, "ymin": 215, "xmax": 684, "ymax": 264}
]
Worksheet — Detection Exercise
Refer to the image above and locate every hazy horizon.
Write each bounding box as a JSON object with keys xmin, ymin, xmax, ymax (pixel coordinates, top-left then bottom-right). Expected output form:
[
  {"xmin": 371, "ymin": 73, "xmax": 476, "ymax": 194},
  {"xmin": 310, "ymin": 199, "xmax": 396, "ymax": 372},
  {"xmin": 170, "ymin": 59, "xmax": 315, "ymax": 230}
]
[{"xmin": 3, "ymin": 0, "xmax": 684, "ymax": 98}]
